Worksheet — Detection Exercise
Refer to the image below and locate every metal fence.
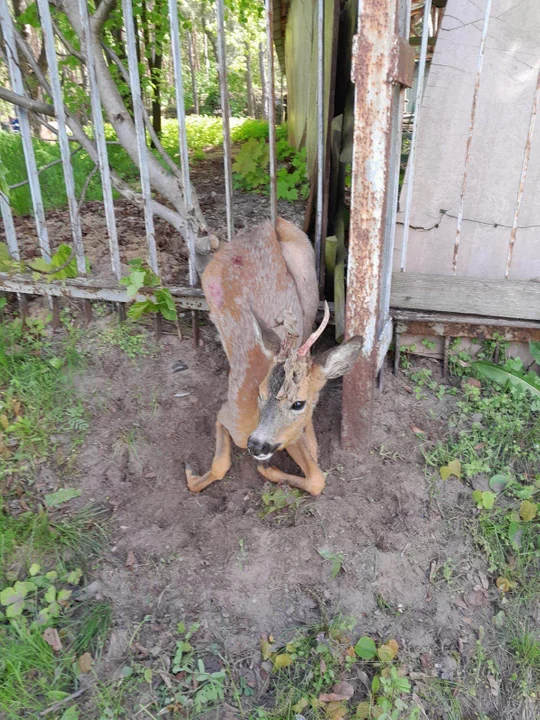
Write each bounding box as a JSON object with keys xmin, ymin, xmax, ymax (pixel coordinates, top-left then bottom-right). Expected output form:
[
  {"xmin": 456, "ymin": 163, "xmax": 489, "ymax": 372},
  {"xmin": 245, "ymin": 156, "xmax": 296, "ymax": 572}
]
[
  {"xmin": 7, "ymin": 0, "xmax": 529, "ymax": 449},
  {"xmin": 0, "ymin": 0, "xmax": 410, "ymax": 450}
]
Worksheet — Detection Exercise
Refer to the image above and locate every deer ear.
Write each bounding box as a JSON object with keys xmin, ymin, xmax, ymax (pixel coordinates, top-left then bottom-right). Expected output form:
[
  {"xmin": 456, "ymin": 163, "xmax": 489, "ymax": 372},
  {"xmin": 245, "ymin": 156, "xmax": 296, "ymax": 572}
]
[
  {"xmin": 252, "ymin": 310, "xmax": 282, "ymax": 358},
  {"xmin": 314, "ymin": 336, "xmax": 363, "ymax": 379}
]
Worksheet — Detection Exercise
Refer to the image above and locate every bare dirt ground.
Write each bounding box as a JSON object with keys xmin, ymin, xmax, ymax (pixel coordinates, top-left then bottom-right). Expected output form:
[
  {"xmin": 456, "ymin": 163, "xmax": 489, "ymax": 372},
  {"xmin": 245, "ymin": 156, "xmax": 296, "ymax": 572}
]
[
  {"xmin": 67, "ymin": 319, "xmax": 497, "ymax": 715},
  {"xmin": 6, "ymin": 154, "xmax": 306, "ymax": 285}
]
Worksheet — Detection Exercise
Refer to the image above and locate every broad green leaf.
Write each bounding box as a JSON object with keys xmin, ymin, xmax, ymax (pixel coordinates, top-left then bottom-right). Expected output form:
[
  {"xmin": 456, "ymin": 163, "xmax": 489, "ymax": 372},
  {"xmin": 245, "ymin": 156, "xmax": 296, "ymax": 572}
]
[
  {"xmin": 58, "ymin": 589, "xmax": 72, "ymax": 603},
  {"xmin": 29, "ymin": 563, "xmax": 40, "ymax": 576},
  {"xmin": 44, "ymin": 487, "xmax": 82, "ymax": 507},
  {"xmin": 45, "ymin": 586, "xmax": 56, "ymax": 603},
  {"xmin": 508, "ymin": 520, "xmax": 522, "ymax": 548},
  {"xmin": 377, "ymin": 642, "xmax": 397, "ymax": 662},
  {"xmin": 65, "ymin": 568, "xmax": 83, "ymax": 585},
  {"xmin": 440, "ymin": 459, "xmax": 461, "ymax": 480},
  {"xmin": 260, "ymin": 635, "xmax": 277, "ymax": 660},
  {"xmin": 121, "ymin": 270, "xmax": 147, "ymax": 297},
  {"xmin": 0, "ymin": 580, "xmax": 33, "ymax": 615},
  {"xmin": 354, "ymin": 636, "xmax": 377, "ymax": 660},
  {"xmin": 528, "ymin": 341, "xmax": 540, "ymax": 366},
  {"xmin": 481, "ymin": 491, "xmax": 496, "ymax": 509},
  {"xmin": 273, "ymin": 653, "xmax": 293, "ymax": 669},
  {"xmin": 472, "ymin": 490, "xmax": 483, "ymax": 506},
  {"xmin": 46, "ymin": 691, "xmax": 70, "ymax": 702},
  {"xmin": 519, "ymin": 500, "xmax": 537, "ymax": 522},
  {"xmin": 489, "ymin": 475, "xmax": 511, "ymax": 493},
  {"xmin": 127, "ymin": 300, "xmax": 156, "ymax": 320},
  {"xmin": 473, "ymin": 360, "xmax": 540, "ymax": 399},
  {"xmin": 60, "ymin": 706, "xmax": 79, "ymax": 720}
]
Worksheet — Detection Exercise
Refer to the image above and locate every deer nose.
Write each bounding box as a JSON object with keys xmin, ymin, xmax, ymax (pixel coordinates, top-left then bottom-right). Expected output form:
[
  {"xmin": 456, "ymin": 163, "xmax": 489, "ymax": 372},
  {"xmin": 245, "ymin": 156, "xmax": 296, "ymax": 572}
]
[{"xmin": 247, "ymin": 436, "xmax": 278, "ymax": 460}]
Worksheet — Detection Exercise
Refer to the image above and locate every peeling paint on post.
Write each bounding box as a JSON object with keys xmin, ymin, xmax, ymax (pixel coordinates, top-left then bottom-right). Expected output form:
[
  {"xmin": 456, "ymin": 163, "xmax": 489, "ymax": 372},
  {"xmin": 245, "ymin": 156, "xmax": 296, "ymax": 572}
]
[{"xmin": 342, "ymin": 0, "xmax": 400, "ymax": 452}]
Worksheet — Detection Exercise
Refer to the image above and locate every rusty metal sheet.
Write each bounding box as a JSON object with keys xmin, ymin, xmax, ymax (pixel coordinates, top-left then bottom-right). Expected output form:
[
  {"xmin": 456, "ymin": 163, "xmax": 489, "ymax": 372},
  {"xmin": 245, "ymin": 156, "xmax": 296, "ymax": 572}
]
[
  {"xmin": 388, "ymin": 36, "xmax": 415, "ymax": 88},
  {"xmin": 342, "ymin": 0, "xmax": 400, "ymax": 452},
  {"xmin": 393, "ymin": 310, "xmax": 540, "ymax": 343}
]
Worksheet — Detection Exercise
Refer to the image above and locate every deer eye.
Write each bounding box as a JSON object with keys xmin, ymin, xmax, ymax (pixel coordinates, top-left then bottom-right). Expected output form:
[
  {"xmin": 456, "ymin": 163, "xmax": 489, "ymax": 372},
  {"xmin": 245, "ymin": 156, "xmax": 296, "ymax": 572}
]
[{"xmin": 291, "ymin": 401, "xmax": 306, "ymax": 412}]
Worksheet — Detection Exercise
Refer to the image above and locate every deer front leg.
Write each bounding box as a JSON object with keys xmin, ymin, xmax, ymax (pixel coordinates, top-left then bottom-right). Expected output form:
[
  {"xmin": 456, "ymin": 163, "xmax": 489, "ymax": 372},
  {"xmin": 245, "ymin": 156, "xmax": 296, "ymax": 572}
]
[
  {"xmin": 185, "ymin": 420, "xmax": 232, "ymax": 493},
  {"xmin": 256, "ymin": 429, "xmax": 325, "ymax": 496}
]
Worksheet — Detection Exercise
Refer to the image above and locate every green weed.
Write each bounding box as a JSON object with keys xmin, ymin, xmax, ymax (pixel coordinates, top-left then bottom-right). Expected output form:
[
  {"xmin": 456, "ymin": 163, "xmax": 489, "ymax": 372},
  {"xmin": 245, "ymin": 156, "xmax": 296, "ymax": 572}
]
[
  {"xmin": 0, "ymin": 317, "xmax": 86, "ymax": 485},
  {"xmin": 95, "ymin": 320, "xmax": 151, "ymax": 359}
]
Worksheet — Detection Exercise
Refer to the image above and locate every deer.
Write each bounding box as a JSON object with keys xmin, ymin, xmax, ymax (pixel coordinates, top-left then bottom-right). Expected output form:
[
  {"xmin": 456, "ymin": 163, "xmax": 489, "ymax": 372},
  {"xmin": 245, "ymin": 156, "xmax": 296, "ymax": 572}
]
[{"xmin": 185, "ymin": 217, "xmax": 363, "ymax": 496}]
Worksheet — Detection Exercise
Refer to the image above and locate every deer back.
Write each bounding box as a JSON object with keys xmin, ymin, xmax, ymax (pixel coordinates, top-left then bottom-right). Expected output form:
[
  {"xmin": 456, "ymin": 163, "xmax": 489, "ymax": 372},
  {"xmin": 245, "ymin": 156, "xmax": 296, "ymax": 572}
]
[{"xmin": 202, "ymin": 218, "xmax": 318, "ymax": 447}]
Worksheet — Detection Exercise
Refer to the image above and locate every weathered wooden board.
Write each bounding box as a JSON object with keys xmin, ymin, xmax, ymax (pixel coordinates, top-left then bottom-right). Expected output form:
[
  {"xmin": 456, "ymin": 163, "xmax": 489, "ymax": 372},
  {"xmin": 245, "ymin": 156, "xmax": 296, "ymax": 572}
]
[
  {"xmin": 285, "ymin": 0, "xmax": 336, "ymax": 179},
  {"xmin": 390, "ymin": 273, "xmax": 540, "ymax": 321},
  {"xmin": 395, "ymin": 0, "xmax": 540, "ymax": 280}
]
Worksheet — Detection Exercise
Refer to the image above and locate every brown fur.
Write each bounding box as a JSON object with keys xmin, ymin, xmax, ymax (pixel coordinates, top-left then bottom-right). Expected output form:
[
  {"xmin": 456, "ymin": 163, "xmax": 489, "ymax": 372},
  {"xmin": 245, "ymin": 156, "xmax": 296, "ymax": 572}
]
[{"xmin": 185, "ymin": 218, "xmax": 362, "ymax": 496}]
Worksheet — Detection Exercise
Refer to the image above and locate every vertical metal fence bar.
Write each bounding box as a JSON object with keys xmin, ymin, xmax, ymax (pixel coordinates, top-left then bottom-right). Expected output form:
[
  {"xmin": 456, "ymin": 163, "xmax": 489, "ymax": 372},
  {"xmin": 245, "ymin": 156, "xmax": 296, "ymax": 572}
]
[
  {"xmin": 314, "ymin": 0, "xmax": 325, "ymax": 284},
  {"xmin": 399, "ymin": 0, "xmax": 431, "ymax": 273},
  {"xmin": 168, "ymin": 0, "xmax": 198, "ymax": 284},
  {"xmin": 265, "ymin": 0, "xmax": 277, "ymax": 227},
  {"xmin": 0, "ymin": 0, "xmax": 50, "ymax": 260},
  {"xmin": 0, "ymin": 187, "xmax": 19, "ymax": 261},
  {"xmin": 452, "ymin": 0, "xmax": 492, "ymax": 275},
  {"xmin": 379, "ymin": 0, "xmax": 411, "ymax": 333},
  {"xmin": 37, "ymin": 0, "xmax": 86, "ymax": 276},
  {"xmin": 341, "ymin": 0, "xmax": 398, "ymax": 451},
  {"xmin": 216, "ymin": 0, "xmax": 234, "ymax": 242},
  {"xmin": 78, "ymin": 0, "xmax": 121, "ymax": 281},
  {"xmin": 505, "ymin": 69, "xmax": 540, "ymax": 279},
  {"xmin": 122, "ymin": 0, "xmax": 158, "ymax": 276},
  {"xmin": 168, "ymin": 0, "xmax": 200, "ymax": 343}
]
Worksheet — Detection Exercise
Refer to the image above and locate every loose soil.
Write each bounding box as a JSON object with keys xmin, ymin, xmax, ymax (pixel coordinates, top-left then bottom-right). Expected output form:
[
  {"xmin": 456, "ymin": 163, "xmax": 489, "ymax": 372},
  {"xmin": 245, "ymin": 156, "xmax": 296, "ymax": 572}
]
[
  {"xmin": 4, "ymin": 153, "xmax": 306, "ymax": 285},
  {"xmin": 63, "ymin": 317, "xmax": 495, "ymax": 713}
]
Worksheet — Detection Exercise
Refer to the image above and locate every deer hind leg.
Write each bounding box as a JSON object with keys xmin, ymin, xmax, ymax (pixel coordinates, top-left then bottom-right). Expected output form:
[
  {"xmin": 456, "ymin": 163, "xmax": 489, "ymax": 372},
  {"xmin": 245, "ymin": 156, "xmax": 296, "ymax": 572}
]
[
  {"xmin": 185, "ymin": 420, "xmax": 232, "ymax": 493},
  {"xmin": 256, "ymin": 428, "xmax": 325, "ymax": 496}
]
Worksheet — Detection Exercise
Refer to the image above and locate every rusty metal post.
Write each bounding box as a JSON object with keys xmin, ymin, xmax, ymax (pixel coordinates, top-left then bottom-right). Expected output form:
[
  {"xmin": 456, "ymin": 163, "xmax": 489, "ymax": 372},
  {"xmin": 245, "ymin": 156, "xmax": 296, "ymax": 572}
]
[{"xmin": 342, "ymin": 0, "xmax": 403, "ymax": 452}]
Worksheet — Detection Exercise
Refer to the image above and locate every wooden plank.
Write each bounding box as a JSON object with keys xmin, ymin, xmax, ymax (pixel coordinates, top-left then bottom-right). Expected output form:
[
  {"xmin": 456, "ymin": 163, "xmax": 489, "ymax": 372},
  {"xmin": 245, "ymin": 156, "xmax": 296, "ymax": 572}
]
[{"xmin": 391, "ymin": 273, "xmax": 540, "ymax": 321}]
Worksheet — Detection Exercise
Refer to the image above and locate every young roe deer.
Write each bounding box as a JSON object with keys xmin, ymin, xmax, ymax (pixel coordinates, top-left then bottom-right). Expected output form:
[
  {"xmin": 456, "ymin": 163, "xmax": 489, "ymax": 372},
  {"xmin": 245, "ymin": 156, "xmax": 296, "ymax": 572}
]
[{"xmin": 185, "ymin": 218, "xmax": 363, "ymax": 496}]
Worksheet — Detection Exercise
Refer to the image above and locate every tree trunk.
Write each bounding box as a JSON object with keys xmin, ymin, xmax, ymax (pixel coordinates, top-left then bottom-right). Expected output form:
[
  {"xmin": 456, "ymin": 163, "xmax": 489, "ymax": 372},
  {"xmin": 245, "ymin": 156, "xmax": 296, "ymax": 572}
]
[
  {"xmin": 142, "ymin": 0, "xmax": 163, "ymax": 138},
  {"xmin": 201, "ymin": 16, "xmax": 218, "ymax": 64},
  {"xmin": 187, "ymin": 32, "xmax": 199, "ymax": 115},
  {"xmin": 203, "ymin": 33, "xmax": 210, "ymax": 78},
  {"xmin": 259, "ymin": 42, "xmax": 268, "ymax": 120},
  {"xmin": 191, "ymin": 29, "xmax": 200, "ymax": 71},
  {"xmin": 245, "ymin": 43, "xmax": 255, "ymax": 117},
  {"xmin": 108, "ymin": 25, "xmax": 133, "ymax": 114},
  {"xmin": 151, "ymin": 53, "xmax": 163, "ymax": 136}
]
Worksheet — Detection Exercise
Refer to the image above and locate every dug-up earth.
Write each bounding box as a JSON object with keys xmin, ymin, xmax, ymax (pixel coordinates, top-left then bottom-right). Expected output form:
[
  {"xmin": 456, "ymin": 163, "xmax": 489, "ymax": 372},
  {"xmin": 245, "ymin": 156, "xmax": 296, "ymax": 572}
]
[
  {"xmin": 63, "ymin": 318, "xmax": 499, "ymax": 715},
  {"xmin": 6, "ymin": 154, "xmax": 306, "ymax": 286}
]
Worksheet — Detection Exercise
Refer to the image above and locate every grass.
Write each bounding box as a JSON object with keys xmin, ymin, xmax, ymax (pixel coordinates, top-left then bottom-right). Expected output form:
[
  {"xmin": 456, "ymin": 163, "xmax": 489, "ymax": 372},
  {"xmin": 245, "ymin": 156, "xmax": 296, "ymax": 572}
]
[
  {"xmin": 0, "ymin": 313, "xmax": 87, "ymax": 473},
  {"xmin": 1, "ymin": 117, "xmax": 281, "ymax": 216},
  {"xmin": 0, "ymin": 310, "xmax": 109, "ymax": 719},
  {"xmin": 413, "ymin": 342, "xmax": 540, "ymax": 717}
]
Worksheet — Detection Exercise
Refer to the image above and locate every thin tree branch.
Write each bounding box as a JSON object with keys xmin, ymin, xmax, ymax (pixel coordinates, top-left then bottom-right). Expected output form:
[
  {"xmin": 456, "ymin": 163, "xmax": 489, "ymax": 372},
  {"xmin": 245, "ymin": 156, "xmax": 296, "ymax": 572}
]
[
  {"xmin": 102, "ymin": 43, "xmax": 183, "ymax": 180},
  {"xmin": 9, "ymin": 147, "xmax": 82, "ymax": 189},
  {"xmin": 52, "ymin": 18, "xmax": 84, "ymax": 61},
  {"xmin": 92, "ymin": 0, "xmax": 118, "ymax": 34},
  {"xmin": 78, "ymin": 163, "xmax": 98, "ymax": 211},
  {"xmin": 0, "ymin": 85, "xmax": 188, "ymax": 237},
  {"xmin": 0, "ymin": 86, "xmax": 54, "ymax": 116}
]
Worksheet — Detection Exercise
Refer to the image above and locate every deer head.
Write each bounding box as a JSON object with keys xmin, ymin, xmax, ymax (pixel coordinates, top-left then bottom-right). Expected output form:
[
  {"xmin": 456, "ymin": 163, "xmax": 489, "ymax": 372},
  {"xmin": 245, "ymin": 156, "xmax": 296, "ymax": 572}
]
[{"xmin": 247, "ymin": 303, "xmax": 363, "ymax": 461}]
